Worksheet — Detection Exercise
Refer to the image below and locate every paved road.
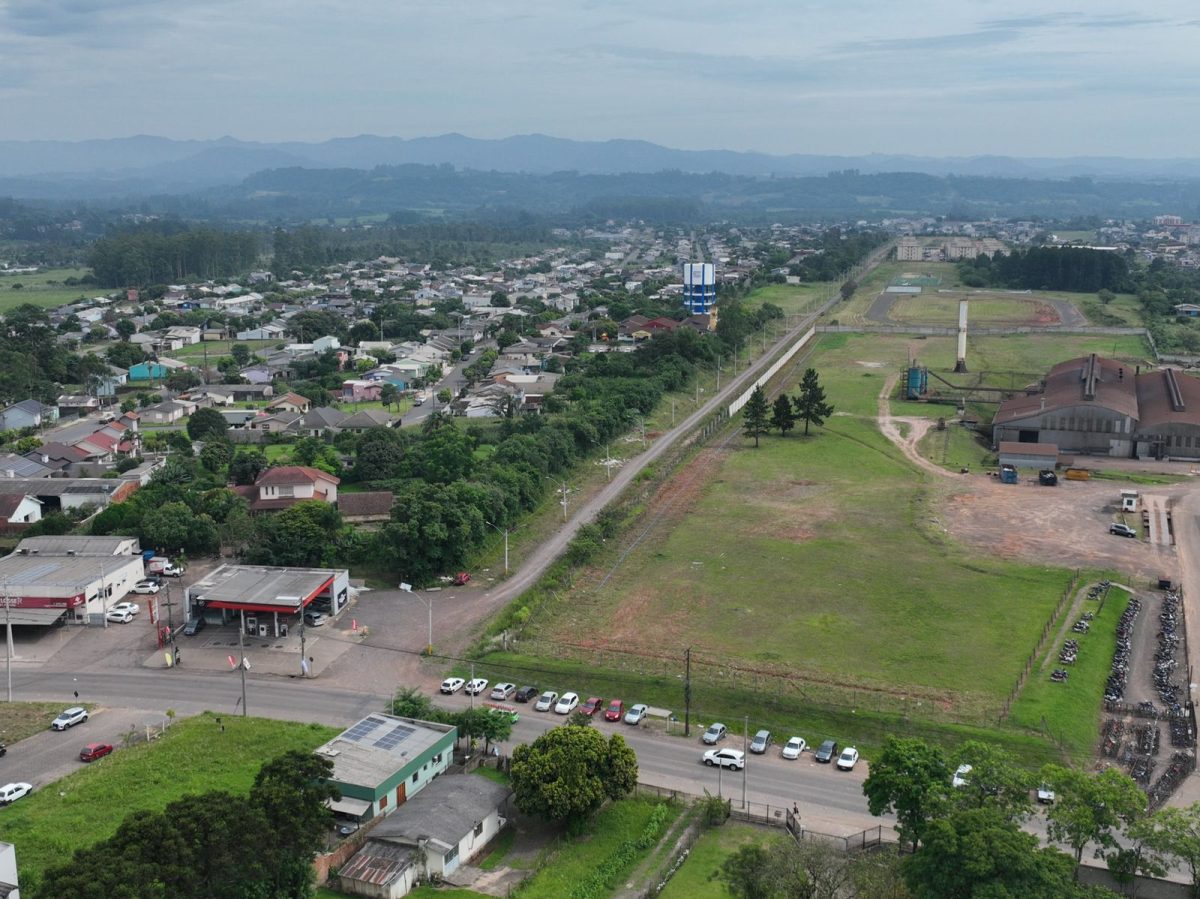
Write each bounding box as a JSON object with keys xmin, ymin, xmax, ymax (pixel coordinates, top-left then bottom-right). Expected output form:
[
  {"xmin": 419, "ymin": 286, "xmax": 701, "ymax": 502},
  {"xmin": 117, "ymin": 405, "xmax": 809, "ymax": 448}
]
[{"xmin": 2, "ymin": 706, "xmax": 160, "ymax": 793}]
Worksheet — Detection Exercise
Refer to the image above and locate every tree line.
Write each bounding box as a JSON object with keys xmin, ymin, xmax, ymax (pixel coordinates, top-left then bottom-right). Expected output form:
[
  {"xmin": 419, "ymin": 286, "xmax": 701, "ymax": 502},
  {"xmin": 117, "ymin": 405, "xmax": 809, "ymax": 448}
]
[
  {"xmin": 88, "ymin": 224, "xmax": 261, "ymax": 287},
  {"xmin": 957, "ymin": 246, "xmax": 1129, "ymax": 293}
]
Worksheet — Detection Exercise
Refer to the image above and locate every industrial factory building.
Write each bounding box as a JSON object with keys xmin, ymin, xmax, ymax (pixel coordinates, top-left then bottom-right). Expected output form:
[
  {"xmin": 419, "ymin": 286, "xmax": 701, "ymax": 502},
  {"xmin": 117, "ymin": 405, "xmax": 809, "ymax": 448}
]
[{"xmin": 993, "ymin": 354, "xmax": 1200, "ymax": 459}]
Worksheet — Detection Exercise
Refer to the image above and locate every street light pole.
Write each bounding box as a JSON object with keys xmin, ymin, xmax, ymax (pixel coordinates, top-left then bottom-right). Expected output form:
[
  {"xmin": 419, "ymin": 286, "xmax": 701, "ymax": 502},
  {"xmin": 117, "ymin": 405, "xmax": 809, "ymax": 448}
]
[
  {"xmin": 2, "ymin": 580, "xmax": 12, "ymax": 703},
  {"xmin": 400, "ymin": 583, "xmax": 432, "ymax": 655},
  {"xmin": 485, "ymin": 522, "xmax": 510, "ymax": 574},
  {"xmin": 238, "ymin": 616, "xmax": 248, "ymax": 717},
  {"xmin": 742, "ymin": 715, "xmax": 749, "ymax": 810}
]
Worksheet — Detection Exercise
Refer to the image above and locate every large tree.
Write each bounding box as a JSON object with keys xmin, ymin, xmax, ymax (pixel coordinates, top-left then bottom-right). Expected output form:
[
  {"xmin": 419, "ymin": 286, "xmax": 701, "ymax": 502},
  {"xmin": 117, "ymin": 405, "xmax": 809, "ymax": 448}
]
[
  {"xmin": 863, "ymin": 736, "xmax": 952, "ymax": 851},
  {"xmin": 186, "ymin": 407, "xmax": 228, "ymax": 441},
  {"xmin": 949, "ymin": 740, "xmax": 1034, "ymax": 822},
  {"xmin": 770, "ymin": 393, "xmax": 796, "ymax": 437},
  {"xmin": 1043, "ymin": 764, "xmax": 1147, "ymax": 866},
  {"xmin": 1130, "ymin": 803, "xmax": 1200, "ymax": 893},
  {"xmin": 510, "ymin": 723, "xmax": 637, "ymax": 830},
  {"xmin": 793, "ymin": 368, "xmax": 834, "ymax": 436},
  {"xmin": 741, "ymin": 385, "xmax": 770, "ymax": 448},
  {"xmin": 904, "ymin": 807, "xmax": 1085, "ymax": 899}
]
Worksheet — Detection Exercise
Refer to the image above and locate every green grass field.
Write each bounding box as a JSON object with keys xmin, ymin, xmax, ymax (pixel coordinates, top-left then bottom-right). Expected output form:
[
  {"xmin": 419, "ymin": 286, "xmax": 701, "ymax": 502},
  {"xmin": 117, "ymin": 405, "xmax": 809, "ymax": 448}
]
[
  {"xmin": 512, "ymin": 798, "xmax": 676, "ymax": 899},
  {"xmin": 0, "ymin": 702, "xmax": 93, "ymax": 745},
  {"xmin": 1009, "ymin": 588, "xmax": 1131, "ymax": 756},
  {"xmin": 659, "ymin": 822, "xmax": 766, "ymax": 899},
  {"xmin": 476, "ymin": 331, "xmax": 1161, "ymax": 765},
  {"xmin": 0, "ymin": 267, "xmax": 95, "ymax": 312},
  {"xmin": 742, "ymin": 282, "xmax": 832, "ymax": 316},
  {"xmin": 4, "ymin": 712, "xmax": 337, "ymax": 885},
  {"xmin": 890, "ymin": 294, "xmax": 1062, "ymax": 326}
]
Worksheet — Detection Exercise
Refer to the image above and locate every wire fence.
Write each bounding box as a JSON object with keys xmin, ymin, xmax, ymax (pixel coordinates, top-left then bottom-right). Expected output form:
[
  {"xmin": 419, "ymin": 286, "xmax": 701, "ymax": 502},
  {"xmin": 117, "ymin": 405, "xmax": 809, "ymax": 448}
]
[{"xmin": 1000, "ymin": 571, "xmax": 1081, "ymax": 720}]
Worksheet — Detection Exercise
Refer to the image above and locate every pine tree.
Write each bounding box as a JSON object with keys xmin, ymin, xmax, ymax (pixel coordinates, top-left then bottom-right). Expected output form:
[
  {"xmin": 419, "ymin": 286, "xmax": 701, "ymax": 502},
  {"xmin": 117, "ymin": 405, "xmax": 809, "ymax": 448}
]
[
  {"xmin": 793, "ymin": 368, "xmax": 834, "ymax": 436},
  {"xmin": 771, "ymin": 393, "xmax": 795, "ymax": 437},
  {"xmin": 742, "ymin": 385, "xmax": 770, "ymax": 447}
]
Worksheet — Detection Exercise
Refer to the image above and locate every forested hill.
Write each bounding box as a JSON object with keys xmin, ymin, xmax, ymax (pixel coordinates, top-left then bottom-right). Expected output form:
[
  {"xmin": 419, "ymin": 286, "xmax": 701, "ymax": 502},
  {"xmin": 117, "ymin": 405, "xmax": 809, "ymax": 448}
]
[{"xmin": 192, "ymin": 166, "xmax": 1200, "ymax": 223}]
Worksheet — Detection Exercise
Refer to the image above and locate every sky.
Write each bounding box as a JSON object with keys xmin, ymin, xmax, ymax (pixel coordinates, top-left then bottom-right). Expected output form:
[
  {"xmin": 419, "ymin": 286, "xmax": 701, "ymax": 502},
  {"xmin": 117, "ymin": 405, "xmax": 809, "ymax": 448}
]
[{"xmin": 0, "ymin": 0, "xmax": 1197, "ymax": 157}]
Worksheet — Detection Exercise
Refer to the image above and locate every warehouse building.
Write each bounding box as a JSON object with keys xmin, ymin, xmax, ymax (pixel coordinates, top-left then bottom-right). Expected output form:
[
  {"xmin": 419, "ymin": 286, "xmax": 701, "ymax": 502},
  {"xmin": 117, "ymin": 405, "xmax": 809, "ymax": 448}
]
[
  {"xmin": 993, "ymin": 354, "xmax": 1200, "ymax": 459},
  {"xmin": 0, "ymin": 535, "xmax": 145, "ymax": 625}
]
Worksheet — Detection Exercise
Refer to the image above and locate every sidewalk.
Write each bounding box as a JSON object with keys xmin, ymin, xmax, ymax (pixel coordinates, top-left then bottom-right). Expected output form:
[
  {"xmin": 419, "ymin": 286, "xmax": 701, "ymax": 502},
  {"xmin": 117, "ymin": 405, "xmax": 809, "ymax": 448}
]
[{"xmin": 138, "ymin": 623, "xmax": 358, "ymax": 678}]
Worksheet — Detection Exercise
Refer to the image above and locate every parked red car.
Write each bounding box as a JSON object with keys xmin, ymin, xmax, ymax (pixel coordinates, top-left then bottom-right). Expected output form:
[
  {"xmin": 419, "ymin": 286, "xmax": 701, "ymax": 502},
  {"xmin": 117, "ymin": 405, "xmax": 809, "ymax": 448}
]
[
  {"xmin": 453, "ymin": 572, "xmax": 471, "ymax": 586},
  {"xmin": 604, "ymin": 699, "xmax": 624, "ymax": 722},
  {"xmin": 580, "ymin": 697, "xmax": 604, "ymax": 717},
  {"xmin": 80, "ymin": 742, "xmax": 113, "ymax": 762}
]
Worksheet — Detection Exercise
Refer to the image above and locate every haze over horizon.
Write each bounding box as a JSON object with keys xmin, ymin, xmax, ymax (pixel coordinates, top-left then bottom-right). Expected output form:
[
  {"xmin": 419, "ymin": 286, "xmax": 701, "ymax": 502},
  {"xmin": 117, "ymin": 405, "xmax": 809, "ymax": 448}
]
[{"xmin": 1, "ymin": 1, "xmax": 1196, "ymax": 158}]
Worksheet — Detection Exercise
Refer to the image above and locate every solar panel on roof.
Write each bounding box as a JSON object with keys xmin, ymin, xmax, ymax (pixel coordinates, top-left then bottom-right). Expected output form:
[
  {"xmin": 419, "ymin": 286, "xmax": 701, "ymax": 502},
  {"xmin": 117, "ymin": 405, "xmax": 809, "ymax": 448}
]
[
  {"xmin": 373, "ymin": 725, "xmax": 414, "ymax": 751},
  {"xmin": 342, "ymin": 716, "xmax": 387, "ymax": 743}
]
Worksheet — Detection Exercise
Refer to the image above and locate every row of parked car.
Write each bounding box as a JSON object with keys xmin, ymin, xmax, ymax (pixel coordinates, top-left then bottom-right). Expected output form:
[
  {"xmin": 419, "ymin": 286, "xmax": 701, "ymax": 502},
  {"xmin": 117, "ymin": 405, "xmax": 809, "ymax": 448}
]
[
  {"xmin": 1, "ymin": 707, "xmax": 114, "ymax": 807},
  {"xmin": 699, "ymin": 723, "xmax": 861, "ymax": 771},
  {"xmin": 439, "ymin": 678, "xmax": 650, "ymax": 724}
]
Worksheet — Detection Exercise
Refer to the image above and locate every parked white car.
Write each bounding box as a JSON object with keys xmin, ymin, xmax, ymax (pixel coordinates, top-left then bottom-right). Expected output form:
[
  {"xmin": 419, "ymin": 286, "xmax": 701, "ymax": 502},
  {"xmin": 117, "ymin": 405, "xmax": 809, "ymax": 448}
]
[
  {"xmin": 130, "ymin": 581, "xmax": 160, "ymax": 595},
  {"xmin": 464, "ymin": 678, "xmax": 489, "ymax": 696},
  {"xmin": 52, "ymin": 707, "xmax": 88, "ymax": 730},
  {"xmin": 553, "ymin": 692, "xmax": 580, "ymax": 714},
  {"xmin": 535, "ymin": 691, "xmax": 559, "ymax": 712},
  {"xmin": 440, "ymin": 677, "xmax": 465, "ymax": 694},
  {"xmin": 836, "ymin": 747, "xmax": 860, "ymax": 770},
  {"xmin": 702, "ymin": 748, "xmax": 745, "ymax": 770},
  {"xmin": 0, "ymin": 782, "xmax": 32, "ymax": 805},
  {"xmin": 781, "ymin": 737, "xmax": 807, "ymax": 759},
  {"xmin": 110, "ymin": 602, "xmax": 140, "ymax": 616},
  {"xmin": 952, "ymin": 764, "xmax": 972, "ymax": 788},
  {"xmin": 105, "ymin": 609, "xmax": 134, "ymax": 624}
]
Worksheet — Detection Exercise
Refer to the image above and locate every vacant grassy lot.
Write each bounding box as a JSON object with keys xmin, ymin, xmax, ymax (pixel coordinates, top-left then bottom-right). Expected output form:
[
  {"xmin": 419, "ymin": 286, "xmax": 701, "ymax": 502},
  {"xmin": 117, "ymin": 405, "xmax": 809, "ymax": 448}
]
[
  {"xmin": 4, "ymin": 712, "xmax": 337, "ymax": 884},
  {"xmin": 659, "ymin": 821, "xmax": 766, "ymax": 899},
  {"xmin": 512, "ymin": 798, "xmax": 676, "ymax": 899},
  {"xmin": 526, "ymin": 334, "xmax": 1078, "ymax": 714},
  {"xmin": 171, "ymin": 339, "xmax": 279, "ymax": 360},
  {"xmin": 482, "ymin": 331, "xmax": 1163, "ymax": 764},
  {"xmin": 0, "ymin": 267, "xmax": 95, "ymax": 312},
  {"xmin": 742, "ymin": 282, "xmax": 832, "ymax": 316},
  {"xmin": 0, "ymin": 702, "xmax": 91, "ymax": 745}
]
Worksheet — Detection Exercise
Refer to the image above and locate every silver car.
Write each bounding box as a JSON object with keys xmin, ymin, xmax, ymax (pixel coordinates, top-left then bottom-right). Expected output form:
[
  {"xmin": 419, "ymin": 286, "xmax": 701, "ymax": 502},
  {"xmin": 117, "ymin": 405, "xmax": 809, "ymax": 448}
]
[
  {"xmin": 52, "ymin": 707, "xmax": 89, "ymax": 730},
  {"xmin": 624, "ymin": 703, "xmax": 648, "ymax": 725},
  {"xmin": 535, "ymin": 691, "xmax": 558, "ymax": 712}
]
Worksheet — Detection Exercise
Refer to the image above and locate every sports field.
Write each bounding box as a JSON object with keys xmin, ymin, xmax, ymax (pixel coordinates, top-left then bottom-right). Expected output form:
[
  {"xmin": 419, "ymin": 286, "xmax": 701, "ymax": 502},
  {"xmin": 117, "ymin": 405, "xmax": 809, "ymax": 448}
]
[{"xmin": 888, "ymin": 293, "xmax": 1061, "ymax": 326}]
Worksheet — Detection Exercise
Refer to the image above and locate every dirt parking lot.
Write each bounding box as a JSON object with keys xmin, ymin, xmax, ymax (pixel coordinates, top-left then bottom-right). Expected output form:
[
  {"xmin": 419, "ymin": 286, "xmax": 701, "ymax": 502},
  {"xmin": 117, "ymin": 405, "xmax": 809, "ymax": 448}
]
[{"xmin": 939, "ymin": 475, "xmax": 1182, "ymax": 584}]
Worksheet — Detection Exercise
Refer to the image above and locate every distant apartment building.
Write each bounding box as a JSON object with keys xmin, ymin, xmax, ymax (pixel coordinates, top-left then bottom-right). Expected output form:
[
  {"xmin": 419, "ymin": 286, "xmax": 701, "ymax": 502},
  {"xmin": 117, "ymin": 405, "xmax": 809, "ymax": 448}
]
[
  {"xmin": 943, "ymin": 238, "xmax": 1009, "ymax": 261},
  {"xmin": 1155, "ymin": 215, "xmax": 1185, "ymax": 227},
  {"xmin": 896, "ymin": 238, "xmax": 922, "ymax": 262}
]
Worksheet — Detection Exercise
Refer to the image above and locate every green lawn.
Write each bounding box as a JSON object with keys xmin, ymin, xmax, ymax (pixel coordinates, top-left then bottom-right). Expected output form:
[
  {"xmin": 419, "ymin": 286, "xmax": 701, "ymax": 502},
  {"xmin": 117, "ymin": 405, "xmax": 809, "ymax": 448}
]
[
  {"xmin": 4, "ymin": 712, "xmax": 337, "ymax": 885},
  {"xmin": 0, "ymin": 266, "xmax": 95, "ymax": 312},
  {"xmin": 171, "ymin": 339, "xmax": 279, "ymax": 360},
  {"xmin": 479, "ymin": 331, "xmax": 1161, "ymax": 766},
  {"xmin": 659, "ymin": 822, "xmax": 766, "ymax": 899},
  {"xmin": 1009, "ymin": 588, "xmax": 1131, "ymax": 759},
  {"xmin": 742, "ymin": 282, "xmax": 831, "ymax": 316}
]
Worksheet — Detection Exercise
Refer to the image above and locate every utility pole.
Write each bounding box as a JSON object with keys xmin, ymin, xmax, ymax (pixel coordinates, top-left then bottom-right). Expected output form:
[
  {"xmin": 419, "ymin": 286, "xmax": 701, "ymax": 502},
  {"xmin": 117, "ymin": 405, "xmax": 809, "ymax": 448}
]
[
  {"xmin": 238, "ymin": 617, "xmax": 248, "ymax": 717},
  {"xmin": 742, "ymin": 715, "xmax": 749, "ymax": 809},
  {"xmin": 469, "ymin": 661, "xmax": 476, "ymax": 710},
  {"xmin": 683, "ymin": 647, "xmax": 691, "ymax": 737},
  {"xmin": 98, "ymin": 561, "xmax": 107, "ymax": 629},
  {"xmin": 400, "ymin": 583, "xmax": 433, "ymax": 654},
  {"xmin": 605, "ymin": 446, "xmax": 612, "ymax": 482},
  {"xmin": 3, "ymin": 580, "xmax": 12, "ymax": 703},
  {"xmin": 671, "ymin": 399, "xmax": 676, "ymax": 427},
  {"xmin": 485, "ymin": 523, "xmax": 510, "ymax": 574},
  {"xmin": 299, "ymin": 616, "xmax": 306, "ymax": 677},
  {"xmin": 717, "ymin": 359, "xmax": 722, "ymax": 392}
]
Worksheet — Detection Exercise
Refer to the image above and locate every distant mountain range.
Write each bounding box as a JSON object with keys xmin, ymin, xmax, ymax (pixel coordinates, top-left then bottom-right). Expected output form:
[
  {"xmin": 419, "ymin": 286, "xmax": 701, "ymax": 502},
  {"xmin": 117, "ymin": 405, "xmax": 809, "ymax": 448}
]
[{"xmin": 4, "ymin": 133, "xmax": 1200, "ymax": 200}]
